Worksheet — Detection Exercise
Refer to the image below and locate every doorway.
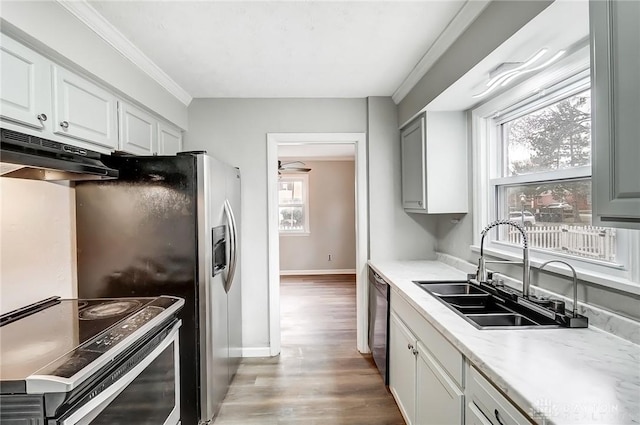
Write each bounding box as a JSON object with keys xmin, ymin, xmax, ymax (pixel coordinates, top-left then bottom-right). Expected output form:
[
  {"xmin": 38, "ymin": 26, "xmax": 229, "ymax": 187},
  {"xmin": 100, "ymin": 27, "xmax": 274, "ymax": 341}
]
[{"xmin": 266, "ymin": 133, "xmax": 368, "ymax": 356}]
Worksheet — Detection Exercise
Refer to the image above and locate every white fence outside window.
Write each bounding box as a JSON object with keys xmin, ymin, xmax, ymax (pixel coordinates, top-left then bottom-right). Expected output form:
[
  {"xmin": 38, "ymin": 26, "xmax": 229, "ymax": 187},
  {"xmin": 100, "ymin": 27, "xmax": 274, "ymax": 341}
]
[{"xmin": 507, "ymin": 225, "xmax": 616, "ymax": 262}]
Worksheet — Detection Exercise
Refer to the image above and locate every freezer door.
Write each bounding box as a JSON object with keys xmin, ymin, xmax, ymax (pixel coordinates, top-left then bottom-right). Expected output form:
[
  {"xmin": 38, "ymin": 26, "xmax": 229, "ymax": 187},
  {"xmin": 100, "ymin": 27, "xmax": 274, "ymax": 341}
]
[
  {"xmin": 197, "ymin": 155, "xmax": 229, "ymax": 422},
  {"xmin": 225, "ymin": 166, "xmax": 242, "ymax": 381}
]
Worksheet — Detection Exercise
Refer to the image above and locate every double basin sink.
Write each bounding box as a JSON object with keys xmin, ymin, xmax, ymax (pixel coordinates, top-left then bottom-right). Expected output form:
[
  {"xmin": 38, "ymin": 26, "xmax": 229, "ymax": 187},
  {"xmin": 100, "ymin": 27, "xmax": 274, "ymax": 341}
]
[{"xmin": 414, "ymin": 280, "xmax": 560, "ymax": 329}]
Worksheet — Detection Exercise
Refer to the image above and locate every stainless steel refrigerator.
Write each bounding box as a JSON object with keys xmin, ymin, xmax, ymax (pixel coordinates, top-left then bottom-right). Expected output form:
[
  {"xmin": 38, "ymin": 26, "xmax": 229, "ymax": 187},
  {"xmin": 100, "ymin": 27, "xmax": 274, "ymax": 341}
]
[{"xmin": 75, "ymin": 152, "xmax": 242, "ymax": 425}]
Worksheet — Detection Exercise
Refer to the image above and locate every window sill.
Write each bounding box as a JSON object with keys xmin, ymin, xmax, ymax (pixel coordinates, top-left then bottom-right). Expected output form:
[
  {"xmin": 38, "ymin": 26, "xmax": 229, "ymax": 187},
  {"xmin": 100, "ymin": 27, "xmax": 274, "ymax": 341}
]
[
  {"xmin": 470, "ymin": 244, "xmax": 640, "ymax": 296},
  {"xmin": 279, "ymin": 232, "xmax": 310, "ymax": 237}
]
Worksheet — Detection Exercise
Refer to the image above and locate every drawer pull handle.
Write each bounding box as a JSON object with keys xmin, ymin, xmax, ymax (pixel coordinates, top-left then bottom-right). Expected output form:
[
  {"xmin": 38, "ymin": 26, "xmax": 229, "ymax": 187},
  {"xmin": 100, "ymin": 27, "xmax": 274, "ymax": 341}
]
[
  {"xmin": 494, "ymin": 409, "xmax": 505, "ymax": 425},
  {"xmin": 37, "ymin": 113, "xmax": 47, "ymax": 122},
  {"xmin": 60, "ymin": 121, "xmax": 69, "ymax": 129}
]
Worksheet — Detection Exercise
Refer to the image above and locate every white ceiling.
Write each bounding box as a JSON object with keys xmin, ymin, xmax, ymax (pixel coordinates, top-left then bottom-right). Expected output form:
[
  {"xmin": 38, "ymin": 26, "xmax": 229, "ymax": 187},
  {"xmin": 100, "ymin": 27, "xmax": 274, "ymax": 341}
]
[{"xmin": 86, "ymin": 0, "xmax": 469, "ymax": 99}]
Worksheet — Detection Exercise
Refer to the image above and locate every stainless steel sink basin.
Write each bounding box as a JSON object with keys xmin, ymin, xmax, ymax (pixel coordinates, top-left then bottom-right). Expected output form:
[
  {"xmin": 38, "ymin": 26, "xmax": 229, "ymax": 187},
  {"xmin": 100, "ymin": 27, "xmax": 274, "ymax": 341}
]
[
  {"xmin": 414, "ymin": 280, "xmax": 561, "ymax": 329},
  {"xmin": 438, "ymin": 295, "xmax": 512, "ymax": 315},
  {"xmin": 415, "ymin": 282, "xmax": 487, "ymax": 295},
  {"xmin": 466, "ymin": 313, "xmax": 538, "ymax": 328}
]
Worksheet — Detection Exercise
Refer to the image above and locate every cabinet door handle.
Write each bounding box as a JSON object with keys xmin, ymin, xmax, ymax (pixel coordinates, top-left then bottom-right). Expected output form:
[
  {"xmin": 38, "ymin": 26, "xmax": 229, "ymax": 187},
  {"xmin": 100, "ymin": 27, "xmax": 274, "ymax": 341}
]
[
  {"xmin": 407, "ymin": 343, "xmax": 414, "ymax": 350},
  {"xmin": 37, "ymin": 113, "xmax": 47, "ymax": 122},
  {"xmin": 418, "ymin": 201, "xmax": 423, "ymax": 206},
  {"xmin": 412, "ymin": 348, "xmax": 419, "ymax": 356},
  {"xmin": 60, "ymin": 121, "xmax": 69, "ymax": 129},
  {"xmin": 494, "ymin": 409, "xmax": 506, "ymax": 425}
]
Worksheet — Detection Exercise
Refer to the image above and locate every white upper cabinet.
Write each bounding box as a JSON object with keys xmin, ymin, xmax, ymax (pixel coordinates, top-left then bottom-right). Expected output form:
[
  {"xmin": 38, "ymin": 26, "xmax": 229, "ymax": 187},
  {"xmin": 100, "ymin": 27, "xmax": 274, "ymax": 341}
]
[
  {"xmin": 1, "ymin": 34, "xmax": 184, "ymax": 155},
  {"xmin": 590, "ymin": 0, "xmax": 640, "ymax": 229},
  {"xmin": 53, "ymin": 66, "xmax": 118, "ymax": 149},
  {"xmin": 119, "ymin": 101, "xmax": 156, "ymax": 155},
  {"xmin": 158, "ymin": 122, "xmax": 183, "ymax": 155},
  {"xmin": 401, "ymin": 111, "xmax": 468, "ymax": 214},
  {"xmin": 0, "ymin": 34, "xmax": 51, "ymax": 130}
]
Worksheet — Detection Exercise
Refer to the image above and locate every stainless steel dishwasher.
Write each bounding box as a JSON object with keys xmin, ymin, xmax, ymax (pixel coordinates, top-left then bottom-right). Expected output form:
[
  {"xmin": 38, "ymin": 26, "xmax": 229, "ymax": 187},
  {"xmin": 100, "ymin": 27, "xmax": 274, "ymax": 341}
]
[{"xmin": 368, "ymin": 267, "xmax": 389, "ymax": 385}]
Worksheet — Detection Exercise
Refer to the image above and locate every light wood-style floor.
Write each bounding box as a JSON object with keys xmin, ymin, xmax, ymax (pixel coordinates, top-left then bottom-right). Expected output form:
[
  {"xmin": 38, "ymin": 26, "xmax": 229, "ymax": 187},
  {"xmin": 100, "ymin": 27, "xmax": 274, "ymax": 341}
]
[{"xmin": 213, "ymin": 275, "xmax": 405, "ymax": 425}]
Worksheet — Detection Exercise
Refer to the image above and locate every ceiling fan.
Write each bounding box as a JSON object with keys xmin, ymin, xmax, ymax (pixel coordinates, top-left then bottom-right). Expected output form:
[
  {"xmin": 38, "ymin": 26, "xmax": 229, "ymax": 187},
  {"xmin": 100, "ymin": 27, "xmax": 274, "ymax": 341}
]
[{"xmin": 278, "ymin": 160, "xmax": 311, "ymax": 174}]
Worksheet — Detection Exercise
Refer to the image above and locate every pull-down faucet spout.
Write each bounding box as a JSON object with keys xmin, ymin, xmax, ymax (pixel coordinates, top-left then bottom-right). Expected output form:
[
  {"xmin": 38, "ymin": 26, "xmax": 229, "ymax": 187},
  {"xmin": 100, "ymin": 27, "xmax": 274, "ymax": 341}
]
[{"xmin": 477, "ymin": 219, "xmax": 530, "ymax": 298}]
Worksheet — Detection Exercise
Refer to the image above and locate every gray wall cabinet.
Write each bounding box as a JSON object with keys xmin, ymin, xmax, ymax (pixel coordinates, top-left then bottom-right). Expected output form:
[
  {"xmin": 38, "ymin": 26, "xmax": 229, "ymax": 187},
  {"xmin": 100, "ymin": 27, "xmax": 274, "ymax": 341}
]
[
  {"xmin": 401, "ymin": 112, "xmax": 468, "ymax": 214},
  {"xmin": 591, "ymin": 0, "xmax": 640, "ymax": 229}
]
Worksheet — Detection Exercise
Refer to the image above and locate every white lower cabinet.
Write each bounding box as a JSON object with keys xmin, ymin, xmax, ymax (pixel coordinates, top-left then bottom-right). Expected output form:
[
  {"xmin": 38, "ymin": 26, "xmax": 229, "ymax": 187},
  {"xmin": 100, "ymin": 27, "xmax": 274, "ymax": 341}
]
[
  {"xmin": 416, "ymin": 340, "xmax": 464, "ymax": 425},
  {"xmin": 386, "ymin": 285, "xmax": 538, "ymax": 425},
  {"xmin": 465, "ymin": 401, "xmax": 493, "ymax": 425},
  {"xmin": 389, "ymin": 310, "xmax": 464, "ymax": 425},
  {"xmin": 465, "ymin": 366, "xmax": 533, "ymax": 425},
  {"xmin": 390, "ymin": 312, "xmax": 417, "ymax": 424}
]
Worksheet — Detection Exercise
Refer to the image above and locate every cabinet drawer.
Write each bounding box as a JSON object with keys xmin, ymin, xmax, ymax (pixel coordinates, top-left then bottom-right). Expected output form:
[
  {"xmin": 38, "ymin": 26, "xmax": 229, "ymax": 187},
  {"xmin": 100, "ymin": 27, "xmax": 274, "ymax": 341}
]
[
  {"xmin": 390, "ymin": 290, "xmax": 464, "ymax": 387},
  {"xmin": 467, "ymin": 366, "xmax": 533, "ymax": 425}
]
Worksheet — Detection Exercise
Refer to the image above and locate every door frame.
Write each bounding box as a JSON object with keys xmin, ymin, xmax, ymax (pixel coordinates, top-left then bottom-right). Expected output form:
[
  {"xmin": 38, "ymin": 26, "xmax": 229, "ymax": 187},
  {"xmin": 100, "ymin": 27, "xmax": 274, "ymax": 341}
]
[{"xmin": 266, "ymin": 132, "xmax": 368, "ymax": 355}]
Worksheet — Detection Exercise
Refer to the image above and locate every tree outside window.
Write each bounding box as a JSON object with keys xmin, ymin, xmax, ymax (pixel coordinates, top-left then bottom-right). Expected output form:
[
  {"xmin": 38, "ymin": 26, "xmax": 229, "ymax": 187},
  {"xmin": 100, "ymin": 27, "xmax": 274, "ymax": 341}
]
[{"xmin": 494, "ymin": 88, "xmax": 617, "ymax": 263}]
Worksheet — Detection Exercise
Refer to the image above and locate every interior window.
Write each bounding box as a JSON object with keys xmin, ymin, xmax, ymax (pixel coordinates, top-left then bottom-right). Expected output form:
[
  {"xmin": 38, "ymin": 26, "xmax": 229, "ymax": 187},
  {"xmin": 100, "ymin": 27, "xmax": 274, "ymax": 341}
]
[{"xmin": 278, "ymin": 175, "xmax": 310, "ymax": 234}]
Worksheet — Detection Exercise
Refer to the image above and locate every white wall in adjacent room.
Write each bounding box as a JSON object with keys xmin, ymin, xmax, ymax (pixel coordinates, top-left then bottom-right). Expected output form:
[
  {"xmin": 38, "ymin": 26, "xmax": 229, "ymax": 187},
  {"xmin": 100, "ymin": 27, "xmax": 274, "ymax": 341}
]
[
  {"xmin": 0, "ymin": 179, "xmax": 77, "ymax": 314},
  {"xmin": 280, "ymin": 160, "xmax": 356, "ymax": 273}
]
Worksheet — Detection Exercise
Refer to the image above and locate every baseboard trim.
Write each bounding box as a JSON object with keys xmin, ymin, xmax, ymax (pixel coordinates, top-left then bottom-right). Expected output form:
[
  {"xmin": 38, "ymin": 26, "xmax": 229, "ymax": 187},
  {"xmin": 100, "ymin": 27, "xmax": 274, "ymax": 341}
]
[
  {"xmin": 280, "ymin": 269, "xmax": 357, "ymax": 276},
  {"xmin": 242, "ymin": 347, "xmax": 272, "ymax": 358}
]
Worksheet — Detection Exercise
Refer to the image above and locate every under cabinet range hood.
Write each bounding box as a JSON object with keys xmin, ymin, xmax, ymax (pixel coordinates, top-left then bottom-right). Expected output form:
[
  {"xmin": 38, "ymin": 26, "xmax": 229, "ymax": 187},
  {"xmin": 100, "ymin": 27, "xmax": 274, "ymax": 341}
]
[{"xmin": 0, "ymin": 129, "xmax": 118, "ymax": 181}]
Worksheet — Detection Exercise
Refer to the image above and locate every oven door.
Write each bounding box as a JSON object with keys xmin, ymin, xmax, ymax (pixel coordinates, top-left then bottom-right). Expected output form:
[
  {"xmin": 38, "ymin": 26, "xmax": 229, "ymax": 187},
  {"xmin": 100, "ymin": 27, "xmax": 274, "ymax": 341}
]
[{"xmin": 55, "ymin": 321, "xmax": 181, "ymax": 425}]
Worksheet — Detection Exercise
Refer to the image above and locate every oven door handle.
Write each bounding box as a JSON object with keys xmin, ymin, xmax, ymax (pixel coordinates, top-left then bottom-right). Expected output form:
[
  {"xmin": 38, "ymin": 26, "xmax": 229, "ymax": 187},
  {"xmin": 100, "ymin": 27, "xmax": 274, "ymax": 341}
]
[{"xmin": 58, "ymin": 322, "xmax": 181, "ymax": 425}]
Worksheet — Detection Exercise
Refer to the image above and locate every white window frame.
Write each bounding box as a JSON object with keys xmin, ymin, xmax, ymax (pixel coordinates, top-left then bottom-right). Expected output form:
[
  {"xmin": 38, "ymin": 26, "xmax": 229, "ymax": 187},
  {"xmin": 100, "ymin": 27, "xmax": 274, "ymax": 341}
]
[
  {"xmin": 278, "ymin": 173, "xmax": 310, "ymax": 236},
  {"xmin": 471, "ymin": 48, "xmax": 640, "ymax": 295}
]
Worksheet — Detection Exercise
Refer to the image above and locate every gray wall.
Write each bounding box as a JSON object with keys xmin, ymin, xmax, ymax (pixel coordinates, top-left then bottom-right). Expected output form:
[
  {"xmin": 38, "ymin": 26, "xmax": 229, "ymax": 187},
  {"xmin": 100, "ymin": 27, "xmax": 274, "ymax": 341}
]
[
  {"xmin": 398, "ymin": 0, "xmax": 553, "ymax": 125},
  {"xmin": 0, "ymin": 1, "xmax": 188, "ymax": 129},
  {"xmin": 367, "ymin": 97, "xmax": 437, "ymax": 261},
  {"xmin": 186, "ymin": 98, "xmax": 366, "ymax": 351},
  {"xmin": 186, "ymin": 97, "xmax": 440, "ymax": 352},
  {"xmin": 280, "ymin": 160, "xmax": 356, "ymax": 272}
]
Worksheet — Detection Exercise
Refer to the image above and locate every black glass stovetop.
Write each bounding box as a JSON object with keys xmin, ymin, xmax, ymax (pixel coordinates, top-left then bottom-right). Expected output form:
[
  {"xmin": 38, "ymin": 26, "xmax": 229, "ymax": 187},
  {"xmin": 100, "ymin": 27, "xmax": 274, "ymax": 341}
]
[{"xmin": 0, "ymin": 297, "xmax": 161, "ymax": 384}]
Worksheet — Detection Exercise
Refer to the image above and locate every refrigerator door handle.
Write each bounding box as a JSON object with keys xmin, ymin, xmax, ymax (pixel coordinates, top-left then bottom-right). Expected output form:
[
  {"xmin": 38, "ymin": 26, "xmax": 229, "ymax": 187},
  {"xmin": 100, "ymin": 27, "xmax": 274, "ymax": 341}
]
[{"xmin": 223, "ymin": 199, "xmax": 238, "ymax": 293}]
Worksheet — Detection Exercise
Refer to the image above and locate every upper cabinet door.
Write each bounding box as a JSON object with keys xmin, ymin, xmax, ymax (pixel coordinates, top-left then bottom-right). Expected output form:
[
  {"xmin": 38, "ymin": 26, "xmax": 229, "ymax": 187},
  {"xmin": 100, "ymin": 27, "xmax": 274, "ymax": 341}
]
[
  {"xmin": 401, "ymin": 116, "xmax": 427, "ymax": 211},
  {"xmin": 119, "ymin": 101, "xmax": 156, "ymax": 155},
  {"xmin": 158, "ymin": 122, "xmax": 183, "ymax": 155},
  {"xmin": 0, "ymin": 34, "xmax": 51, "ymax": 129},
  {"xmin": 53, "ymin": 66, "xmax": 118, "ymax": 149},
  {"xmin": 591, "ymin": 0, "xmax": 640, "ymax": 229}
]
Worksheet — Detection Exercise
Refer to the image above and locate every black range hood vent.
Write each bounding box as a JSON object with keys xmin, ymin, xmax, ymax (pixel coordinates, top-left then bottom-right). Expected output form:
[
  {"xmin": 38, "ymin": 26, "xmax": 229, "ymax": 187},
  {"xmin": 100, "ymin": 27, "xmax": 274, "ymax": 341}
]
[{"xmin": 0, "ymin": 129, "xmax": 119, "ymax": 181}]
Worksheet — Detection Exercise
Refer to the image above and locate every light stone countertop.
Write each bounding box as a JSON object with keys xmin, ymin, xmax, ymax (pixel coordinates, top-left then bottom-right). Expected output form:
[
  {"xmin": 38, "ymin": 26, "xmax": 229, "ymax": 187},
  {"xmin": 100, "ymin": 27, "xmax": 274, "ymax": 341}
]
[{"xmin": 368, "ymin": 259, "xmax": 640, "ymax": 425}]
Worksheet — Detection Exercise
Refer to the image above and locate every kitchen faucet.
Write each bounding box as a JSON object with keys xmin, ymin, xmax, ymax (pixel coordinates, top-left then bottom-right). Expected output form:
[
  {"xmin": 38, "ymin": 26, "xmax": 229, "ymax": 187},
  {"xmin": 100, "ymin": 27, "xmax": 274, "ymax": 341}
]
[
  {"xmin": 538, "ymin": 260, "xmax": 579, "ymax": 318},
  {"xmin": 477, "ymin": 219, "xmax": 530, "ymax": 298}
]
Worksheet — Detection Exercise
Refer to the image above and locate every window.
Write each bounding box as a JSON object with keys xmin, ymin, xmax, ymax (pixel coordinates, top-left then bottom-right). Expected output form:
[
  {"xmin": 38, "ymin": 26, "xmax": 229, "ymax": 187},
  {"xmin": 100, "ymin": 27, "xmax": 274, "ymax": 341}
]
[
  {"xmin": 472, "ymin": 56, "xmax": 638, "ymax": 290},
  {"xmin": 278, "ymin": 174, "xmax": 310, "ymax": 234},
  {"xmin": 491, "ymin": 86, "xmax": 620, "ymax": 263}
]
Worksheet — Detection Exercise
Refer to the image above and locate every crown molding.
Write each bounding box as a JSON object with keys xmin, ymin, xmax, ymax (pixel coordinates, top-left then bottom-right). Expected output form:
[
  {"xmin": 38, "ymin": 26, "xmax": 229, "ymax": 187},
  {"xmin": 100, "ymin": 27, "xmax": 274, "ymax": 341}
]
[
  {"xmin": 392, "ymin": 0, "xmax": 491, "ymax": 104},
  {"xmin": 56, "ymin": 0, "xmax": 192, "ymax": 106}
]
